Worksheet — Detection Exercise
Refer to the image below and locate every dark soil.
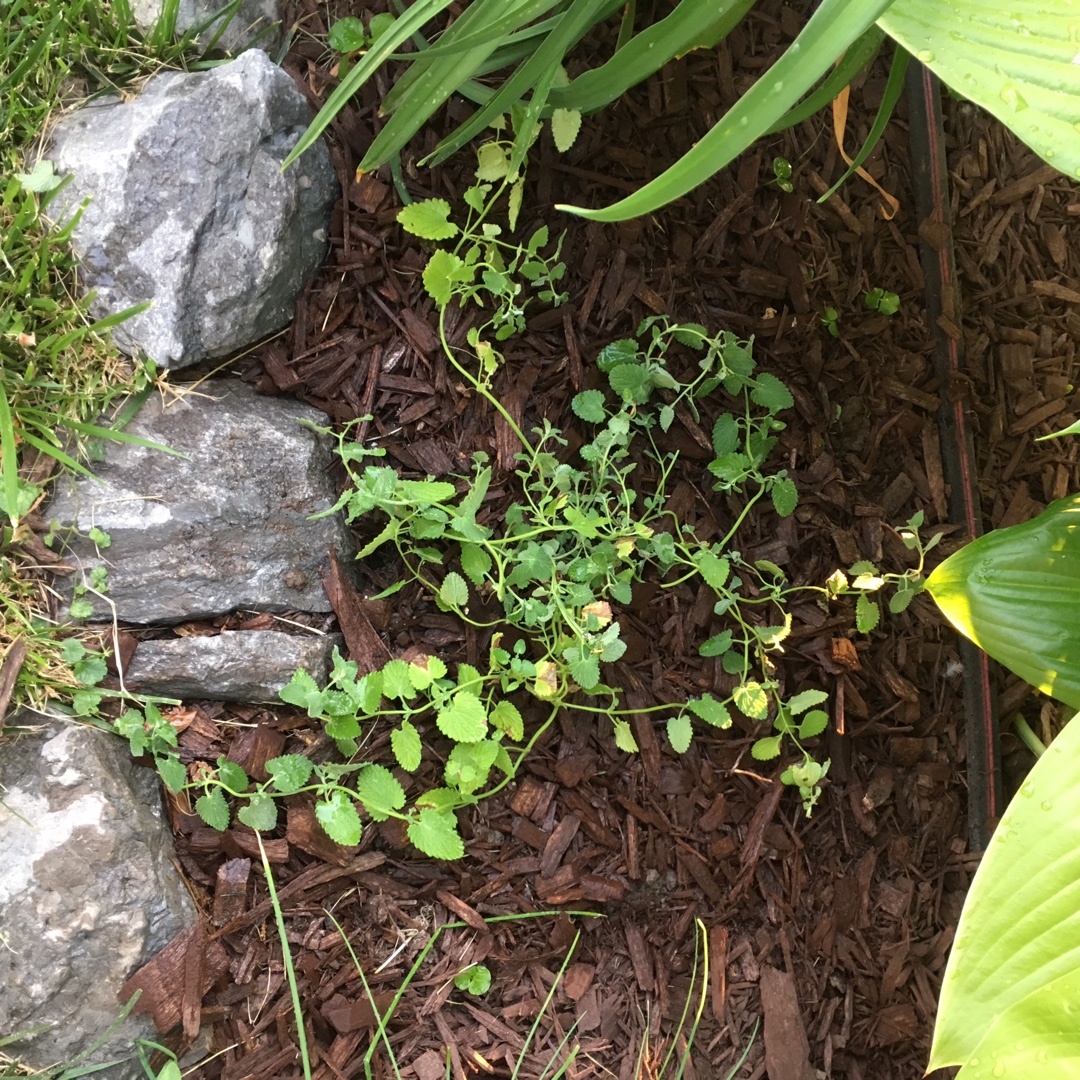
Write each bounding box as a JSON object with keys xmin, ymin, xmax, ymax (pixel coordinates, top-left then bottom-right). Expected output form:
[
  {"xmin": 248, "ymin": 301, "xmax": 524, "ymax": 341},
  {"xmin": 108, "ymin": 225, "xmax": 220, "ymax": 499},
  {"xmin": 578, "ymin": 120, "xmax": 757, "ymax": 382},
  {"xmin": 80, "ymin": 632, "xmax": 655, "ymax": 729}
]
[{"xmin": 121, "ymin": 3, "xmax": 1080, "ymax": 1077}]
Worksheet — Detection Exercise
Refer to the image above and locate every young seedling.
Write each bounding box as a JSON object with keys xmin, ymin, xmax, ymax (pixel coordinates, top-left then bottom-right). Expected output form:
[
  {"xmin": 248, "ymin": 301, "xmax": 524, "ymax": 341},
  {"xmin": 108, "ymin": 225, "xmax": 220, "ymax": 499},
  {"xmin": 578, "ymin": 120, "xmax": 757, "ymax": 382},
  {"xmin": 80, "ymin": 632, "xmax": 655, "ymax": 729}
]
[
  {"xmin": 865, "ymin": 286, "xmax": 900, "ymax": 315},
  {"xmin": 772, "ymin": 156, "xmax": 794, "ymax": 192},
  {"xmin": 821, "ymin": 306, "xmax": 840, "ymax": 337}
]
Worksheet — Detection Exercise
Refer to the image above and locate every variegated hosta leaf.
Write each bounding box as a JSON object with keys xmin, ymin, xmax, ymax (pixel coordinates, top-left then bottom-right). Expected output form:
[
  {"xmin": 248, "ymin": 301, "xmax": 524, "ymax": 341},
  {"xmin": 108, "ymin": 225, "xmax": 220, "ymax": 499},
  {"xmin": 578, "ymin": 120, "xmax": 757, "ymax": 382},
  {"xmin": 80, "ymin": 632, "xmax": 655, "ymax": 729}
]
[
  {"xmin": 928, "ymin": 709, "xmax": 1080, "ymax": 1074},
  {"xmin": 925, "ymin": 494, "xmax": 1080, "ymax": 708},
  {"xmin": 880, "ymin": 0, "xmax": 1080, "ymax": 183}
]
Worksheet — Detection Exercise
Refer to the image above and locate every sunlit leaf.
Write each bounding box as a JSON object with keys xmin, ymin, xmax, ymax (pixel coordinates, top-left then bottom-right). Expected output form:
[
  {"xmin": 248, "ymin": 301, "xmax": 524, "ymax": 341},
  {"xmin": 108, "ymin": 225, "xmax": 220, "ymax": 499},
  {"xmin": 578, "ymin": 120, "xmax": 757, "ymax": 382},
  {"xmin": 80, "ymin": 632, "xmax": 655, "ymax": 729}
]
[{"xmin": 925, "ymin": 495, "xmax": 1080, "ymax": 708}]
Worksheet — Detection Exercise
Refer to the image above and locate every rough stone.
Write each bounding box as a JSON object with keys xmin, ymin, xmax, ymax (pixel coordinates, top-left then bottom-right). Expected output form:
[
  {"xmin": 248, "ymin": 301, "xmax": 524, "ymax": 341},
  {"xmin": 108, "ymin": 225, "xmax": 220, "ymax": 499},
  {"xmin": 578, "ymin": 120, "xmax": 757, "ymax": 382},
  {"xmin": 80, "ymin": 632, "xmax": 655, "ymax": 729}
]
[
  {"xmin": 126, "ymin": 630, "xmax": 342, "ymax": 701},
  {"xmin": 45, "ymin": 379, "xmax": 354, "ymax": 624},
  {"xmin": 44, "ymin": 49, "xmax": 337, "ymax": 370},
  {"xmin": 132, "ymin": 0, "xmax": 284, "ymax": 53},
  {"xmin": 0, "ymin": 715, "xmax": 194, "ymax": 1078}
]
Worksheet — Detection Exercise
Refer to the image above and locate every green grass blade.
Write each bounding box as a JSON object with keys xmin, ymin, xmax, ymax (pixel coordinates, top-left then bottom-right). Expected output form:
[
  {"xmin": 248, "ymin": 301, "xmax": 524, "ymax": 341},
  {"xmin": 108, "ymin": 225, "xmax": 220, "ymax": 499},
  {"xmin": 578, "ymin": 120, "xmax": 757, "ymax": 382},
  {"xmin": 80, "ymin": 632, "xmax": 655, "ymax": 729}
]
[
  {"xmin": 281, "ymin": 0, "xmax": 454, "ymax": 171},
  {"xmin": 723, "ymin": 1018, "xmax": 759, "ymax": 1079},
  {"xmin": 548, "ymin": 0, "xmax": 754, "ymax": 115},
  {"xmin": 879, "ymin": 0, "xmax": 1080, "ymax": 180},
  {"xmin": 763, "ymin": 25, "xmax": 885, "ymax": 134},
  {"xmin": 428, "ymin": 0, "xmax": 613, "ymax": 167},
  {"xmin": 391, "ymin": 0, "xmax": 563, "ymax": 61},
  {"xmin": 56, "ymin": 419, "xmax": 185, "ymax": 457},
  {"xmin": 557, "ymin": 0, "xmax": 895, "ymax": 222},
  {"xmin": 256, "ymin": 834, "xmax": 312, "ymax": 1080},
  {"xmin": 0, "ymin": 12, "xmax": 64, "ymax": 97},
  {"xmin": 0, "ymin": 382, "xmax": 23, "ymax": 527},
  {"xmin": 19, "ymin": 430, "xmax": 100, "ymax": 481},
  {"xmin": 817, "ymin": 41, "xmax": 908, "ymax": 202}
]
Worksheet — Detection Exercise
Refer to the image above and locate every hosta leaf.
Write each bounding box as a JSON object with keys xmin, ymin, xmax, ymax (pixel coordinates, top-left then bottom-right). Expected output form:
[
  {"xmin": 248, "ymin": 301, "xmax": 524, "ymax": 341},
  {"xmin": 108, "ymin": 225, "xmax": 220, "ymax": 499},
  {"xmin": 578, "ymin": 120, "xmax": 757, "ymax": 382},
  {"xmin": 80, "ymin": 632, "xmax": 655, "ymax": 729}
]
[
  {"xmin": 925, "ymin": 495, "xmax": 1080, "ymax": 708},
  {"xmin": 316, "ymin": 790, "xmax": 362, "ymax": 847},
  {"xmin": 437, "ymin": 690, "xmax": 488, "ymax": 743},
  {"xmin": 928, "ymin": 708, "xmax": 1080, "ymax": 1073},
  {"xmin": 408, "ymin": 807, "xmax": 465, "ymax": 860},
  {"xmin": 391, "ymin": 720, "xmax": 423, "ymax": 772},
  {"xmin": 880, "ymin": 0, "xmax": 1080, "ymax": 186},
  {"xmin": 354, "ymin": 764, "xmax": 406, "ymax": 821},
  {"xmin": 667, "ymin": 713, "xmax": 693, "ymax": 754}
]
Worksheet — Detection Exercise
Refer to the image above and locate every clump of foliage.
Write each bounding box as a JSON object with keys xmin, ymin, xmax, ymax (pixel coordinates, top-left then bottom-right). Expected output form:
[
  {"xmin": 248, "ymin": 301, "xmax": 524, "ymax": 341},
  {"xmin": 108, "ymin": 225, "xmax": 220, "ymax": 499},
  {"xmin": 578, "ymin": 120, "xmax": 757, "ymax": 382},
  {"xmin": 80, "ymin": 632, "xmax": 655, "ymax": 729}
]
[
  {"xmin": 190, "ymin": 311, "xmax": 817, "ymax": 856},
  {"xmin": 185, "ymin": 140, "xmax": 939, "ymax": 858}
]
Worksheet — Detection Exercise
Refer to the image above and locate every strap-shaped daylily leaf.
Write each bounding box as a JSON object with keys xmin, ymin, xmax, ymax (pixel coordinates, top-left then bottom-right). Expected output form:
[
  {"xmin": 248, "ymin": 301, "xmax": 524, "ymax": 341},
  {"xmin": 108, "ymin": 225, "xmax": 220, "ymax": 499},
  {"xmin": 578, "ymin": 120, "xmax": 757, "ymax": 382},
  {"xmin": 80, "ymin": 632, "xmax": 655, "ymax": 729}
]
[
  {"xmin": 426, "ymin": 0, "xmax": 619, "ymax": 167},
  {"xmin": 929, "ymin": 708, "xmax": 1080, "ymax": 1073},
  {"xmin": 547, "ymin": 0, "xmax": 754, "ymax": 117},
  {"xmin": 281, "ymin": 0, "xmax": 454, "ymax": 171},
  {"xmin": 879, "ymin": 0, "xmax": 1080, "ymax": 183},
  {"xmin": 925, "ymin": 494, "xmax": 1080, "ymax": 709},
  {"xmin": 555, "ymin": 0, "xmax": 893, "ymax": 222}
]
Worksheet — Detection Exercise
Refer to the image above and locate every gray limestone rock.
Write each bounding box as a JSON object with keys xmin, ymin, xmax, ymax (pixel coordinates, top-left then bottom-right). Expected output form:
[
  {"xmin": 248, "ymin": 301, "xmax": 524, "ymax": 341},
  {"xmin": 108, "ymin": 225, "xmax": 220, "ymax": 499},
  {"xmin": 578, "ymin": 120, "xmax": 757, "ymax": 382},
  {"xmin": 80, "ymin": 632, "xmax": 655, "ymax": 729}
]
[
  {"xmin": 0, "ymin": 715, "xmax": 194, "ymax": 1078},
  {"xmin": 132, "ymin": 0, "xmax": 284, "ymax": 53},
  {"xmin": 126, "ymin": 629, "xmax": 342, "ymax": 701},
  {"xmin": 44, "ymin": 49, "xmax": 337, "ymax": 370},
  {"xmin": 44, "ymin": 379, "xmax": 354, "ymax": 624}
]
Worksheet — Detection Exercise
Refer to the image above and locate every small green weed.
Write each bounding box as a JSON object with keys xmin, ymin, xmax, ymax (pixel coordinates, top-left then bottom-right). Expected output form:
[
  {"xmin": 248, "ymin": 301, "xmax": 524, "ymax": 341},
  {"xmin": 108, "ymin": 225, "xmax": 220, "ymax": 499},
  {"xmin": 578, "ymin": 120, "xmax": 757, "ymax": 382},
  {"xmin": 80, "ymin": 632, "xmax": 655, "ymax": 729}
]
[
  {"xmin": 453, "ymin": 963, "xmax": 492, "ymax": 995},
  {"xmin": 327, "ymin": 13, "xmax": 396, "ymax": 80},
  {"xmin": 771, "ymin": 156, "xmax": 794, "ymax": 192},
  {"xmin": 820, "ymin": 306, "xmax": 840, "ymax": 338},
  {"xmin": 190, "ymin": 311, "xmax": 827, "ymax": 851},
  {"xmin": 397, "ymin": 138, "xmax": 568, "ymax": 384},
  {"xmin": 865, "ymin": 286, "xmax": 900, "ymax": 315}
]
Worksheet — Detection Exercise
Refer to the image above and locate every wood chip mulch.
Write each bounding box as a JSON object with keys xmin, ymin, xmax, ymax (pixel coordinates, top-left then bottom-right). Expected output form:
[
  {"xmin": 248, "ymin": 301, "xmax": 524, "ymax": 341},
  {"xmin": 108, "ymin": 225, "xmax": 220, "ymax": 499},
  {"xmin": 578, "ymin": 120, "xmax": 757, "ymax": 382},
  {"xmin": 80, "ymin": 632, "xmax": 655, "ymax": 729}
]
[{"xmin": 119, "ymin": 3, "xmax": 1080, "ymax": 1077}]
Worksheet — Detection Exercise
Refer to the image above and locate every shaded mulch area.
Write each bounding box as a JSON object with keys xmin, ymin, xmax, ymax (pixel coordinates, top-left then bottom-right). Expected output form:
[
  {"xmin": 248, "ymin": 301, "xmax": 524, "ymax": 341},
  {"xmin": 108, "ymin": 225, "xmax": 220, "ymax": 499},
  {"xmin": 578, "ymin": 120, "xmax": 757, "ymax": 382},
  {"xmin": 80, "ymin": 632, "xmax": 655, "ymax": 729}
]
[{"xmin": 123, "ymin": 4, "xmax": 1080, "ymax": 1078}]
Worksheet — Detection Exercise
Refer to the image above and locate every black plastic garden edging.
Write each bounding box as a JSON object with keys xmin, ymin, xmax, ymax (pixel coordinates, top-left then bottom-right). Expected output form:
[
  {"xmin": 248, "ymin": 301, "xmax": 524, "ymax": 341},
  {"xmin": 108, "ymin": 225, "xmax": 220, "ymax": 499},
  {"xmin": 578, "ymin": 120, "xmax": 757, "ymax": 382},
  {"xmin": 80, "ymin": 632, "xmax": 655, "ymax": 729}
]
[{"xmin": 905, "ymin": 60, "xmax": 1002, "ymax": 851}]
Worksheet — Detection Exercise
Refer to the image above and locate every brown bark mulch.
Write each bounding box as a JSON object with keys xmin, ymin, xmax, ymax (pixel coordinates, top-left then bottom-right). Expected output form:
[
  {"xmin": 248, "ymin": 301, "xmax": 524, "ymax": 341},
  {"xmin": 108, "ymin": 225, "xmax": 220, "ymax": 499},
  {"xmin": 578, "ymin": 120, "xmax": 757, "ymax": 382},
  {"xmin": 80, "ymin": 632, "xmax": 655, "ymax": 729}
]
[{"xmin": 120, "ymin": 3, "xmax": 1080, "ymax": 1077}]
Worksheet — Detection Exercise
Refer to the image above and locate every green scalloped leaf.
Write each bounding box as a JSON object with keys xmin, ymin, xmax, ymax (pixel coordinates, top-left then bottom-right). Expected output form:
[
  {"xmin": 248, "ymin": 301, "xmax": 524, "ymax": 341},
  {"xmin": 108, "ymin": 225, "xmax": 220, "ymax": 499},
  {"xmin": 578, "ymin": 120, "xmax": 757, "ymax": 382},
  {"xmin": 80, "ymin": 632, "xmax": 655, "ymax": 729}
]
[{"xmin": 408, "ymin": 808, "xmax": 465, "ymax": 860}]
